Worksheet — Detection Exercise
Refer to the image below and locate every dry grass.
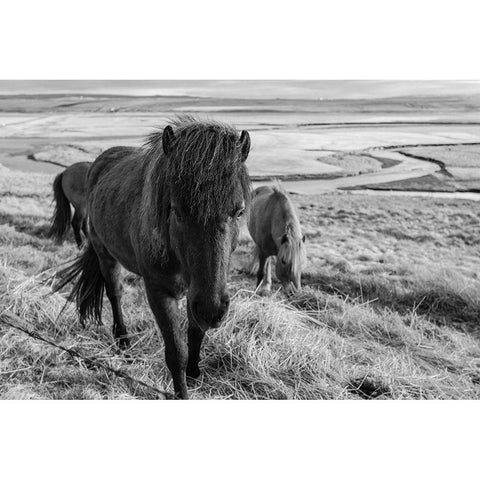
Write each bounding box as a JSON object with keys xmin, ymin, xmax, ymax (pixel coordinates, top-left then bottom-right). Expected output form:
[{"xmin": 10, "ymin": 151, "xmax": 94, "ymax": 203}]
[{"xmin": 1, "ymin": 168, "xmax": 480, "ymax": 399}]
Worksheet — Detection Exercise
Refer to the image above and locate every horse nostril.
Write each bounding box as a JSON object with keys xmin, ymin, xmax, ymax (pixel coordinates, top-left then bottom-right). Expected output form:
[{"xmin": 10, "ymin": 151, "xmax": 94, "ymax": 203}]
[
  {"xmin": 191, "ymin": 296, "xmax": 230, "ymax": 327},
  {"xmin": 221, "ymin": 295, "xmax": 230, "ymax": 312}
]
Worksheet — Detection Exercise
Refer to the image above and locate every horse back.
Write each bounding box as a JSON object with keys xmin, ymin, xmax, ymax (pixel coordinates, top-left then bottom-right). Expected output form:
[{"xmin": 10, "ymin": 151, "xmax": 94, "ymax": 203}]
[
  {"xmin": 61, "ymin": 161, "xmax": 91, "ymax": 210},
  {"xmin": 87, "ymin": 146, "xmax": 138, "ymax": 192},
  {"xmin": 86, "ymin": 146, "xmax": 146, "ymax": 274},
  {"xmin": 252, "ymin": 185, "xmax": 275, "ymax": 199}
]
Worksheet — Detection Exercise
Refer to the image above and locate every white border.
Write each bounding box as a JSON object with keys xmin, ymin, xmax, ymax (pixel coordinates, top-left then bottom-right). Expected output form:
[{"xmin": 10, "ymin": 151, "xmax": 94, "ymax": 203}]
[
  {"xmin": 1, "ymin": 0, "xmax": 480, "ymax": 79},
  {"xmin": 0, "ymin": 401, "xmax": 478, "ymax": 479}
]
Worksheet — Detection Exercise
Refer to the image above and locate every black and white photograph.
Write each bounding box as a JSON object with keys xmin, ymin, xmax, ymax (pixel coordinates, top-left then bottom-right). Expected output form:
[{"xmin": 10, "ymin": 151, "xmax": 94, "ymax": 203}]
[
  {"xmin": 2, "ymin": 79, "xmax": 480, "ymax": 400},
  {"xmin": 1, "ymin": 1, "xmax": 478, "ymax": 478}
]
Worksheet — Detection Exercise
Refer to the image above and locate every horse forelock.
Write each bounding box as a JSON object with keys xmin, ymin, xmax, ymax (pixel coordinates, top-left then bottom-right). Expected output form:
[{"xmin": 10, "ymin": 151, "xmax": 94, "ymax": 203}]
[
  {"xmin": 144, "ymin": 117, "xmax": 250, "ymax": 224},
  {"xmin": 139, "ymin": 117, "xmax": 251, "ymax": 264},
  {"xmin": 277, "ymin": 223, "xmax": 306, "ymax": 279}
]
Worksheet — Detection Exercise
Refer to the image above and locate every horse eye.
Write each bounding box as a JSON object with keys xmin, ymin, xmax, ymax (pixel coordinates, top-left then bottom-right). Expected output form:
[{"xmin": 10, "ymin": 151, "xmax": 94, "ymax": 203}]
[{"xmin": 235, "ymin": 208, "xmax": 245, "ymax": 219}]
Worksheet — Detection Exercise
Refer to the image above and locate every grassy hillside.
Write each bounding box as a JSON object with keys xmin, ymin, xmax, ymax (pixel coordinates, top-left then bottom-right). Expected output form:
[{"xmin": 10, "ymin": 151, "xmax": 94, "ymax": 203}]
[{"xmin": 1, "ymin": 165, "xmax": 479, "ymax": 399}]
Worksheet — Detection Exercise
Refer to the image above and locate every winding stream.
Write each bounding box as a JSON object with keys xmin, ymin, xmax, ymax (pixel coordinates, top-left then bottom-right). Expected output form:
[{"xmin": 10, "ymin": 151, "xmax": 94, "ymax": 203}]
[
  {"xmin": 2, "ymin": 136, "xmax": 480, "ymax": 202},
  {"xmin": 253, "ymin": 148, "xmax": 480, "ymax": 201},
  {"xmin": 255, "ymin": 150, "xmax": 439, "ymax": 192}
]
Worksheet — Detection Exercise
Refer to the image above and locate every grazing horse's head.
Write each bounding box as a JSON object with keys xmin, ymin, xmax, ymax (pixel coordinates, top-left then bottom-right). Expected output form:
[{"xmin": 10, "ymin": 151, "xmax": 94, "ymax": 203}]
[
  {"xmin": 276, "ymin": 229, "xmax": 307, "ymax": 294},
  {"xmin": 159, "ymin": 119, "xmax": 251, "ymax": 329}
]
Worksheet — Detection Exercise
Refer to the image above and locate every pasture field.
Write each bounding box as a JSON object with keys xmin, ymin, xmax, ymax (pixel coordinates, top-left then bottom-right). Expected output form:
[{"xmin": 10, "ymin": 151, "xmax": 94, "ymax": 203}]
[
  {"xmin": 1, "ymin": 82, "xmax": 480, "ymax": 399},
  {"xmin": 1, "ymin": 165, "xmax": 479, "ymax": 399},
  {"xmin": 2, "ymin": 87, "xmax": 480, "ymax": 185}
]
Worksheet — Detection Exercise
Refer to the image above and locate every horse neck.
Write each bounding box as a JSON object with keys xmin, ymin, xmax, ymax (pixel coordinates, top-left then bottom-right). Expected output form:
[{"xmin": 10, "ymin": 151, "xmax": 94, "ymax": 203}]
[{"xmin": 140, "ymin": 153, "xmax": 170, "ymax": 262}]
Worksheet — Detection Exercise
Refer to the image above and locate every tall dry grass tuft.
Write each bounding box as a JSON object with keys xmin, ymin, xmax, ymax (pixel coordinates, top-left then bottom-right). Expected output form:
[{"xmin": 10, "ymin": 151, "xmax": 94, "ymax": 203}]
[
  {"xmin": 304, "ymin": 264, "xmax": 480, "ymax": 327},
  {"xmin": 199, "ymin": 292, "xmax": 346, "ymax": 399},
  {"xmin": 1, "ymin": 263, "xmax": 480, "ymax": 399}
]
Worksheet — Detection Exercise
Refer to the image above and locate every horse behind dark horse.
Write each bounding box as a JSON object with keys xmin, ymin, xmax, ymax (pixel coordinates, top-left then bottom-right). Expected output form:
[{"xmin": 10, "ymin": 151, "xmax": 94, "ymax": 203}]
[
  {"xmin": 248, "ymin": 183, "xmax": 306, "ymax": 295},
  {"xmin": 48, "ymin": 162, "xmax": 90, "ymax": 248},
  {"xmin": 54, "ymin": 118, "xmax": 251, "ymax": 399}
]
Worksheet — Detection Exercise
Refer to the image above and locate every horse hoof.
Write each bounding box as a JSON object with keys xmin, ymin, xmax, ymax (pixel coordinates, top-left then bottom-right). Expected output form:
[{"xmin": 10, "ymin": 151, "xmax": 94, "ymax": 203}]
[
  {"xmin": 174, "ymin": 392, "xmax": 189, "ymax": 400},
  {"xmin": 117, "ymin": 336, "xmax": 131, "ymax": 350},
  {"xmin": 258, "ymin": 288, "xmax": 271, "ymax": 297},
  {"xmin": 186, "ymin": 365, "xmax": 201, "ymax": 380}
]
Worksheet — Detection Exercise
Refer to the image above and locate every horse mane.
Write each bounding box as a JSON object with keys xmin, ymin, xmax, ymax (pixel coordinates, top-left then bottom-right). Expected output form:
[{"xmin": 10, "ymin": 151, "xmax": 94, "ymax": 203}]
[
  {"xmin": 277, "ymin": 224, "xmax": 305, "ymax": 278},
  {"xmin": 140, "ymin": 116, "xmax": 251, "ymax": 262}
]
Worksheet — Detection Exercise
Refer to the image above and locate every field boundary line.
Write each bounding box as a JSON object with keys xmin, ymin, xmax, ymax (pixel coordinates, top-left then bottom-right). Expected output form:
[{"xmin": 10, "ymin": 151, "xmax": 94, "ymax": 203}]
[{"xmin": 0, "ymin": 311, "xmax": 170, "ymax": 400}]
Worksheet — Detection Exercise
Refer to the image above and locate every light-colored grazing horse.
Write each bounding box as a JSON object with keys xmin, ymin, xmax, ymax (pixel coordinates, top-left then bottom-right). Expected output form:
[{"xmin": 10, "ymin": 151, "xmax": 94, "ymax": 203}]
[
  {"xmin": 48, "ymin": 162, "xmax": 91, "ymax": 248},
  {"xmin": 248, "ymin": 183, "xmax": 306, "ymax": 294}
]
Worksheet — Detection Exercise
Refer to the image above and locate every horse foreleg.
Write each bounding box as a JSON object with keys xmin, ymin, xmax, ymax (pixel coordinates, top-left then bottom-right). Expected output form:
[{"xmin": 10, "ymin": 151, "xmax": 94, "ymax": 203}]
[
  {"xmin": 186, "ymin": 301, "xmax": 205, "ymax": 380},
  {"xmin": 256, "ymin": 253, "xmax": 267, "ymax": 288},
  {"xmin": 263, "ymin": 257, "xmax": 272, "ymax": 293},
  {"xmin": 145, "ymin": 282, "xmax": 188, "ymax": 399},
  {"xmin": 91, "ymin": 236, "xmax": 129, "ymax": 349}
]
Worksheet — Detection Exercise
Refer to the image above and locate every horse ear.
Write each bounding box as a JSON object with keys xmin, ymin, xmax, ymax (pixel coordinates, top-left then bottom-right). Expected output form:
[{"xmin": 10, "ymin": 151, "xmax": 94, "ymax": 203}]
[
  {"xmin": 302, "ymin": 235, "xmax": 306, "ymax": 243},
  {"xmin": 238, "ymin": 130, "xmax": 251, "ymax": 162},
  {"xmin": 281, "ymin": 234, "xmax": 289, "ymax": 244},
  {"xmin": 162, "ymin": 125, "xmax": 175, "ymax": 156}
]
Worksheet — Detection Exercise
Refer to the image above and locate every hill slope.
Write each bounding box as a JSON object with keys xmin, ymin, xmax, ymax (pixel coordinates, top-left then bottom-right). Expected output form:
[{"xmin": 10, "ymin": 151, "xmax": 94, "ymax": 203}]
[{"xmin": 0, "ymin": 166, "xmax": 479, "ymax": 399}]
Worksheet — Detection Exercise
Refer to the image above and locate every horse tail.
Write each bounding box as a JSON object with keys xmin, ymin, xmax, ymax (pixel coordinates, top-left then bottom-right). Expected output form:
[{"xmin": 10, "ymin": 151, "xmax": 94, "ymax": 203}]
[
  {"xmin": 48, "ymin": 172, "xmax": 72, "ymax": 243},
  {"xmin": 53, "ymin": 242, "xmax": 105, "ymax": 326}
]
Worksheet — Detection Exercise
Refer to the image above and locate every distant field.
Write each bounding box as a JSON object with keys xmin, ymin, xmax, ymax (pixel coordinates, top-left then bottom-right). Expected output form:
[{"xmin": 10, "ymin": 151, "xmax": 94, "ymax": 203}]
[
  {"xmin": 2, "ymin": 90, "xmax": 480, "ymax": 190},
  {"xmin": 401, "ymin": 145, "xmax": 480, "ymax": 168},
  {"xmin": 318, "ymin": 153, "xmax": 383, "ymax": 174},
  {"xmin": 403, "ymin": 145, "xmax": 480, "ymax": 187},
  {"xmin": 343, "ymin": 144, "xmax": 480, "ymax": 193},
  {"xmin": 3, "ymin": 116, "xmax": 480, "ymax": 189},
  {"xmin": 1, "ymin": 166, "xmax": 480, "ymax": 399}
]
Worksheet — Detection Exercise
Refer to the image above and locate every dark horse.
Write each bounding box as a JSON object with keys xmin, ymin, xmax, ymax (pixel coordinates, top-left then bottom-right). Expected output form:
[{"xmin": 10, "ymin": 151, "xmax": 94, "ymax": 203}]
[
  {"xmin": 55, "ymin": 118, "xmax": 251, "ymax": 399},
  {"xmin": 48, "ymin": 162, "xmax": 91, "ymax": 248}
]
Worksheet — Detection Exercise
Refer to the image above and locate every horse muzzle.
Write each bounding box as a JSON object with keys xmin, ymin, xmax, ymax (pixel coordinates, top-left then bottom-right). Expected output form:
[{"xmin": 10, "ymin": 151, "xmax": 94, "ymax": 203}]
[
  {"xmin": 190, "ymin": 293, "xmax": 230, "ymax": 329},
  {"xmin": 282, "ymin": 280, "xmax": 300, "ymax": 296}
]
